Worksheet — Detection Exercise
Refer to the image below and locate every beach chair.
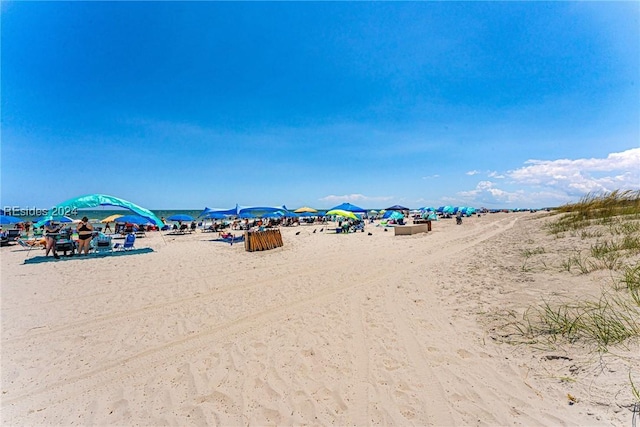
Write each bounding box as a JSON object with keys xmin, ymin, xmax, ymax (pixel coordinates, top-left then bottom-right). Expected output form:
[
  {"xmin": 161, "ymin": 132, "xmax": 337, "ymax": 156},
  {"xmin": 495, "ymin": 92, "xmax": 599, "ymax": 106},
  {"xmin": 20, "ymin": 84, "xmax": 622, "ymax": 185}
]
[
  {"xmin": 17, "ymin": 238, "xmax": 45, "ymax": 249},
  {"xmin": 114, "ymin": 233, "xmax": 136, "ymax": 251},
  {"xmin": 55, "ymin": 231, "xmax": 77, "ymax": 257},
  {"xmin": 5, "ymin": 229, "xmax": 21, "ymax": 244},
  {"xmin": 92, "ymin": 233, "xmax": 113, "ymax": 253}
]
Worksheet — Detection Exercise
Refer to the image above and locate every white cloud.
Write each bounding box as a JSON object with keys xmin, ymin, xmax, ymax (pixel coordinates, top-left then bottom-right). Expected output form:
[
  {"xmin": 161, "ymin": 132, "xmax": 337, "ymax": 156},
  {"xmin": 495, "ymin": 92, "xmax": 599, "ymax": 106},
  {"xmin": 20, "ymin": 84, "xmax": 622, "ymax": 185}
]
[
  {"xmin": 466, "ymin": 170, "xmax": 481, "ymax": 176},
  {"xmin": 458, "ymin": 181, "xmax": 527, "ymax": 205},
  {"xmin": 508, "ymin": 148, "xmax": 640, "ymax": 196},
  {"xmin": 421, "ymin": 174, "xmax": 440, "ymax": 179},
  {"xmin": 456, "ymin": 148, "xmax": 639, "ymax": 207}
]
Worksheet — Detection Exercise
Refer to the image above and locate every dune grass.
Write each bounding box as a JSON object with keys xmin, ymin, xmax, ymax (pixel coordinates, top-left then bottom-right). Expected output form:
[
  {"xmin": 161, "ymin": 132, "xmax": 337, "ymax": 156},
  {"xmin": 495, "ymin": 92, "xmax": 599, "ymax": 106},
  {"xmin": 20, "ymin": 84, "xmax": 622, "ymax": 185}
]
[
  {"xmin": 546, "ymin": 190, "xmax": 640, "ymax": 236},
  {"xmin": 496, "ymin": 191, "xmax": 640, "ymax": 409},
  {"xmin": 514, "ymin": 191, "xmax": 640, "ymax": 349}
]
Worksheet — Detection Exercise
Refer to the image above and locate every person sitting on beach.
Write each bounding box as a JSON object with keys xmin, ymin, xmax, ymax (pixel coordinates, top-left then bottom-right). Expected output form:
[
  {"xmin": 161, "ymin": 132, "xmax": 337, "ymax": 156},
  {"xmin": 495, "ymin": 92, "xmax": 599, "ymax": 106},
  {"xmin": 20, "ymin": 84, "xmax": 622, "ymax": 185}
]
[
  {"xmin": 76, "ymin": 216, "xmax": 94, "ymax": 255},
  {"xmin": 219, "ymin": 231, "xmax": 234, "ymax": 239},
  {"xmin": 44, "ymin": 221, "xmax": 62, "ymax": 259}
]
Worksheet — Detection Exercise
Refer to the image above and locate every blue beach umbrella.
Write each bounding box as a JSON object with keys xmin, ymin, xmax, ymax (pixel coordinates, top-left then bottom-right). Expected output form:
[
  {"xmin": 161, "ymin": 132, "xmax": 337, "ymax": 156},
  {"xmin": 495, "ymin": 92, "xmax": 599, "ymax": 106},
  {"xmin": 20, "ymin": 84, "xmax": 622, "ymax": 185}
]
[
  {"xmin": 116, "ymin": 215, "xmax": 152, "ymax": 225},
  {"xmin": 328, "ymin": 202, "xmax": 367, "ymax": 213},
  {"xmin": 263, "ymin": 212, "xmax": 284, "ymax": 219},
  {"xmin": 0, "ymin": 215, "xmax": 24, "ymax": 225},
  {"xmin": 33, "ymin": 215, "xmax": 74, "ymax": 226},
  {"xmin": 167, "ymin": 214, "xmax": 194, "ymax": 222}
]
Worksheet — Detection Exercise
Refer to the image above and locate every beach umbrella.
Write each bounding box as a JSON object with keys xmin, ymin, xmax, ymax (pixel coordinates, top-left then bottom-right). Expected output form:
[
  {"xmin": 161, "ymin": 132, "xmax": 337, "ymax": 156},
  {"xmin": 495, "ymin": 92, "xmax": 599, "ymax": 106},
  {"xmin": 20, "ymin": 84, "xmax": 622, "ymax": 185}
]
[
  {"xmin": 328, "ymin": 202, "xmax": 367, "ymax": 213},
  {"xmin": 382, "ymin": 210, "xmax": 404, "ymax": 220},
  {"xmin": 35, "ymin": 193, "xmax": 163, "ymax": 228},
  {"xmin": 294, "ymin": 206, "xmax": 318, "ymax": 214},
  {"xmin": 0, "ymin": 215, "xmax": 24, "ymax": 225},
  {"xmin": 101, "ymin": 214, "xmax": 123, "ymax": 223},
  {"xmin": 33, "ymin": 215, "xmax": 74, "ymax": 226},
  {"xmin": 199, "ymin": 206, "xmax": 238, "ymax": 218},
  {"xmin": 386, "ymin": 204, "xmax": 410, "ymax": 211},
  {"xmin": 167, "ymin": 214, "xmax": 194, "ymax": 222},
  {"xmin": 263, "ymin": 211, "xmax": 284, "ymax": 219},
  {"xmin": 116, "ymin": 215, "xmax": 151, "ymax": 225},
  {"xmin": 326, "ymin": 209, "xmax": 359, "ymax": 220},
  {"xmin": 237, "ymin": 206, "xmax": 289, "ymax": 218}
]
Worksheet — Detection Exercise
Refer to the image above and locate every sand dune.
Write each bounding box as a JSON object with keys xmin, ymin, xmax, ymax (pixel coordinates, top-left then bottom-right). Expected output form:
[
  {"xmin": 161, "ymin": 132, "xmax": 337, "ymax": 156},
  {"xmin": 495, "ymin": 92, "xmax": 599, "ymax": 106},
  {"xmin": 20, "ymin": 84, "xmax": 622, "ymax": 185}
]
[{"xmin": 2, "ymin": 212, "xmax": 637, "ymax": 425}]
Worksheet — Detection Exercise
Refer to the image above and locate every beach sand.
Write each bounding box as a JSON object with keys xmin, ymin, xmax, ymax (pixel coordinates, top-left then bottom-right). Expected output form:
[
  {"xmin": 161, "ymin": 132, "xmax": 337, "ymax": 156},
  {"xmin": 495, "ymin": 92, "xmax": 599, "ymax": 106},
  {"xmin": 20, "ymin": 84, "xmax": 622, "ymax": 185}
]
[{"xmin": 1, "ymin": 212, "xmax": 638, "ymax": 426}]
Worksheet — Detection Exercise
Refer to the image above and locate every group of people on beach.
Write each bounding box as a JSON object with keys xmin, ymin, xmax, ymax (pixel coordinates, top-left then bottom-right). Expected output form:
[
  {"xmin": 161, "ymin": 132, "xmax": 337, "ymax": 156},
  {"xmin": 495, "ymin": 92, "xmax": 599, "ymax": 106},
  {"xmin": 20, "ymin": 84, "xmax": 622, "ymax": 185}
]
[{"xmin": 44, "ymin": 216, "xmax": 95, "ymax": 259}]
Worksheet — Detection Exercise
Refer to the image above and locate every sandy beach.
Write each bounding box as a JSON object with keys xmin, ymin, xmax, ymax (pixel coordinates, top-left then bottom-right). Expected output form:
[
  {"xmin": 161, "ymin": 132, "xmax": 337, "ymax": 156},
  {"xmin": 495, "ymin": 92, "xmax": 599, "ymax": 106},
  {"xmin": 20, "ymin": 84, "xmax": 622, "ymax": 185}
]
[{"xmin": 1, "ymin": 212, "xmax": 638, "ymax": 426}]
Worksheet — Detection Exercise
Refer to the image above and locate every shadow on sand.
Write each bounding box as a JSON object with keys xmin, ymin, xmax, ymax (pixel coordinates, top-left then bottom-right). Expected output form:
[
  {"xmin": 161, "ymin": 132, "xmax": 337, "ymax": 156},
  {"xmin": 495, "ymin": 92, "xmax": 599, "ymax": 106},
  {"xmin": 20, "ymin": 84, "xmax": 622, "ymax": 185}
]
[{"xmin": 23, "ymin": 248, "xmax": 154, "ymax": 265}]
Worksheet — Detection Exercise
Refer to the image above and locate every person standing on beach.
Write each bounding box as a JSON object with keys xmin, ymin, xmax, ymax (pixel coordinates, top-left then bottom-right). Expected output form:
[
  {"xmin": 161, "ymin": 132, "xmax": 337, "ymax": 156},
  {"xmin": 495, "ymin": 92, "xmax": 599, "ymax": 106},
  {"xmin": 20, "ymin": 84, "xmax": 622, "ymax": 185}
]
[
  {"xmin": 44, "ymin": 220, "xmax": 62, "ymax": 259},
  {"xmin": 76, "ymin": 217, "xmax": 94, "ymax": 255}
]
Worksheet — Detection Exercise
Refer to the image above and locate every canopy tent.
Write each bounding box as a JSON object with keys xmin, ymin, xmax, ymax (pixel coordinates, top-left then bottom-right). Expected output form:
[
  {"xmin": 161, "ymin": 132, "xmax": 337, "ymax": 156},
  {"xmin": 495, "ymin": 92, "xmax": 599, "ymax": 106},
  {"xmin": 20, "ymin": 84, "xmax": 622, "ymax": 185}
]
[
  {"xmin": 237, "ymin": 205, "xmax": 290, "ymax": 218},
  {"xmin": 263, "ymin": 211, "xmax": 285, "ymax": 219},
  {"xmin": 34, "ymin": 194, "xmax": 163, "ymax": 228},
  {"xmin": 328, "ymin": 202, "xmax": 367, "ymax": 213},
  {"xmin": 202, "ymin": 211, "xmax": 232, "ymax": 220},
  {"xmin": 198, "ymin": 206, "xmax": 238, "ymax": 218},
  {"xmin": 386, "ymin": 204, "xmax": 410, "ymax": 211}
]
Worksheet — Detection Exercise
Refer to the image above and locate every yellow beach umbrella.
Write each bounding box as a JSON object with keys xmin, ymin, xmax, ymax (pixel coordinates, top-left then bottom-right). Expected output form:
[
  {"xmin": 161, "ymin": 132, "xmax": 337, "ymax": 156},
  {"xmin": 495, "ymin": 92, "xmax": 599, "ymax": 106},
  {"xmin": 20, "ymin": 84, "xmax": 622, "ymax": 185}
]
[
  {"xmin": 101, "ymin": 214, "xmax": 123, "ymax": 223},
  {"xmin": 326, "ymin": 209, "xmax": 358, "ymax": 220},
  {"xmin": 294, "ymin": 206, "xmax": 318, "ymax": 213}
]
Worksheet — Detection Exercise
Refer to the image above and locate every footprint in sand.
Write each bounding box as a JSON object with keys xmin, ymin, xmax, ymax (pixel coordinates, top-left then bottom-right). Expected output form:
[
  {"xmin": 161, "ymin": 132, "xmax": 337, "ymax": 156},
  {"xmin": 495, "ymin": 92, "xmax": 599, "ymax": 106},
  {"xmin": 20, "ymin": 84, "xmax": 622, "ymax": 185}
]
[{"xmin": 456, "ymin": 349, "xmax": 473, "ymax": 359}]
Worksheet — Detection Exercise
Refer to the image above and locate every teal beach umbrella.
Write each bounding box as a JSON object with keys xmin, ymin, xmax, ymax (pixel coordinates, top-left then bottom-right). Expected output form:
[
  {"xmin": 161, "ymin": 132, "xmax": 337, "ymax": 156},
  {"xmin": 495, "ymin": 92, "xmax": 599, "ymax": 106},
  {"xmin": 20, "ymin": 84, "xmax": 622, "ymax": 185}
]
[{"xmin": 34, "ymin": 194, "xmax": 163, "ymax": 228}]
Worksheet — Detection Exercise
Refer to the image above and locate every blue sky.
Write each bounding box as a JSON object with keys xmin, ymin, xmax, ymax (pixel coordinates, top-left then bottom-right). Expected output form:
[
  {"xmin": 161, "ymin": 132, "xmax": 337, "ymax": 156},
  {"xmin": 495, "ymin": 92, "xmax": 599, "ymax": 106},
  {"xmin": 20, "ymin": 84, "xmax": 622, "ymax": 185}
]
[{"xmin": 2, "ymin": 2, "xmax": 638, "ymax": 210}]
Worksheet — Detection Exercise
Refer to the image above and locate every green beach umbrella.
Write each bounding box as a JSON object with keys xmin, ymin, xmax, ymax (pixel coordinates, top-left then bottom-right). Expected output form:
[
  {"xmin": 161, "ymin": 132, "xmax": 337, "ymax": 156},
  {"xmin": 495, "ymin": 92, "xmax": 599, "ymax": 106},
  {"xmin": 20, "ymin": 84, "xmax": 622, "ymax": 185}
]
[{"xmin": 326, "ymin": 209, "xmax": 359, "ymax": 220}]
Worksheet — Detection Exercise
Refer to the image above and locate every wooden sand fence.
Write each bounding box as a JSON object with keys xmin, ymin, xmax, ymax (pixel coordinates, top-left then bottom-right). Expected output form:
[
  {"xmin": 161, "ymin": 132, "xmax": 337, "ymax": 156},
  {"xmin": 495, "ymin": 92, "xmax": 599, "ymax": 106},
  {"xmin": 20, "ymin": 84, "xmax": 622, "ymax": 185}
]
[{"xmin": 244, "ymin": 229, "xmax": 283, "ymax": 252}]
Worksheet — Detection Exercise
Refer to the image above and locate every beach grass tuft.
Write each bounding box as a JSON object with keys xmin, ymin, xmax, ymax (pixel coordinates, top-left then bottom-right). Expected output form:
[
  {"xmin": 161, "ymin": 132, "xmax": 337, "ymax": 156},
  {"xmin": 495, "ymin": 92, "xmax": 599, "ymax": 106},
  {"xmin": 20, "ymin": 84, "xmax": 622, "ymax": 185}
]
[
  {"xmin": 514, "ymin": 294, "xmax": 639, "ymax": 350},
  {"xmin": 510, "ymin": 190, "xmax": 640, "ymax": 351},
  {"xmin": 484, "ymin": 191, "xmax": 639, "ymax": 413}
]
